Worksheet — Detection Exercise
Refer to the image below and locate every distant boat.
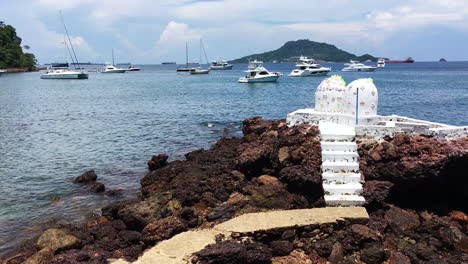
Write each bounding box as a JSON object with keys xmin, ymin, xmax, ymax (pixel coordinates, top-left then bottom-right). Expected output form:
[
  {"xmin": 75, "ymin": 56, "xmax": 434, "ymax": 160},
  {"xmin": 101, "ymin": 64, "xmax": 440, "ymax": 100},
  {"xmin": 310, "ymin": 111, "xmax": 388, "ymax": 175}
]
[
  {"xmin": 190, "ymin": 39, "xmax": 210, "ymax": 75},
  {"xmin": 385, "ymin": 57, "xmax": 415, "ymax": 63},
  {"xmin": 0, "ymin": 69, "xmax": 6, "ymax": 76},
  {"xmin": 289, "ymin": 56, "xmax": 331, "ymax": 77},
  {"xmin": 127, "ymin": 66, "xmax": 141, "ymax": 71},
  {"xmin": 41, "ymin": 11, "xmax": 88, "ymax": 80},
  {"xmin": 209, "ymin": 58, "xmax": 233, "ymax": 70},
  {"xmin": 50, "ymin": 62, "xmax": 69, "ymax": 68},
  {"xmin": 162, "ymin": 62, "xmax": 176, "ymax": 65},
  {"xmin": 238, "ymin": 60, "xmax": 281, "ymax": 83},
  {"xmin": 439, "ymin": 58, "xmax": 447, "ymax": 62},
  {"xmin": 100, "ymin": 49, "xmax": 126, "ymax": 73},
  {"xmin": 341, "ymin": 60, "xmax": 377, "ymax": 72},
  {"xmin": 177, "ymin": 42, "xmax": 198, "ymax": 72},
  {"xmin": 377, "ymin": 58, "xmax": 385, "ymax": 68}
]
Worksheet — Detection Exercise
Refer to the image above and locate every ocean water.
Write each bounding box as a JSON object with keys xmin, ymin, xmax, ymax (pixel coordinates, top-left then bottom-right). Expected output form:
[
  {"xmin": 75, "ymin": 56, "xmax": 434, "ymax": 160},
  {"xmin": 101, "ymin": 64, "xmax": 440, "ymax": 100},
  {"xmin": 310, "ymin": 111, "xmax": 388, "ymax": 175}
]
[{"xmin": 0, "ymin": 62, "xmax": 467, "ymax": 251}]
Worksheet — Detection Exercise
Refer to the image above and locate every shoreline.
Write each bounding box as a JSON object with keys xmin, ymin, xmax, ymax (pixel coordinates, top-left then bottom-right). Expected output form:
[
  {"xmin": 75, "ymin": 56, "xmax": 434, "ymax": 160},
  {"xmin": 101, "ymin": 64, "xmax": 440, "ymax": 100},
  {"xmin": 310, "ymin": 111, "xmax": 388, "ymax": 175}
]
[
  {"xmin": 1, "ymin": 67, "xmax": 45, "ymax": 73},
  {"xmin": 1, "ymin": 116, "xmax": 467, "ymax": 264}
]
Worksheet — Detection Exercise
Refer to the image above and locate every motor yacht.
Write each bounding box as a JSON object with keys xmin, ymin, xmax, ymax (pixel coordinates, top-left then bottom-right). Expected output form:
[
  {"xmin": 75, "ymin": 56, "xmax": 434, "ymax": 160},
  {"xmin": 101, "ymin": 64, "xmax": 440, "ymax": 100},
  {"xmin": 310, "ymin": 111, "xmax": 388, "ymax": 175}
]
[
  {"xmin": 101, "ymin": 64, "xmax": 127, "ymax": 73},
  {"xmin": 238, "ymin": 60, "xmax": 281, "ymax": 83},
  {"xmin": 341, "ymin": 60, "xmax": 377, "ymax": 72},
  {"xmin": 0, "ymin": 69, "xmax": 6, "ymax": 76},
  {"xmin": 41, "ymin": 68, "xmax": 88, "ymax": 79},
  {"xmin": 377, "ymin": 58, "xmax": 385, "ymax": 68},
  {"xmin": 289, "ymin": 56, "xmax": 331, "ymax": 77},
  {"xmin": 209, "ymin": 58, "xmax": 233, "ymax": 70},
  {"xmin": 127, "ymin": 66, "xmax": 141, "ymax": 71}
]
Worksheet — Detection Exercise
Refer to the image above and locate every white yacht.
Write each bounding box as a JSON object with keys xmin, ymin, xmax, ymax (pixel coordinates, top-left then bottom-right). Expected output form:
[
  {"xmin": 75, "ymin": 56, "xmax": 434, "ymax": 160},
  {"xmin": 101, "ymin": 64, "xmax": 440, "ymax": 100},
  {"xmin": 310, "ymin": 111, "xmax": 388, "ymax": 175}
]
[
  {"xmin": 342, "ymin": 60, "xmax": 377, "ymax": 72},
  {"xmin": 127, "ymin": 66, "xmax": 141, "ymax": 71},
  {"xmin": 190, "ymin": 39, "xmax": 211, "ymax": 75},
  {"xmin": 209, "ymin": 58, "xmax": 233, "ymax": 70},
  {"xmin": 101, "ymin": 49, "xmax": 126, "ymax": 73},
  {"xmin": 289, "ymin": 56, "xmax": 331, "ymax": 77},
  {"xmin": 0, "ymin": 69, "xmax": 6, "ymax": 76},
  {"xmin": 377, "ymin": 58, "xmax": 385, "ymax": 68},
  {"xmin": 41, "ymin": 68, "xmax": 88, "ymax": 79},
  {"xmin": 238, "ymin": 60, "xmax": 281, "ymax": 83}
]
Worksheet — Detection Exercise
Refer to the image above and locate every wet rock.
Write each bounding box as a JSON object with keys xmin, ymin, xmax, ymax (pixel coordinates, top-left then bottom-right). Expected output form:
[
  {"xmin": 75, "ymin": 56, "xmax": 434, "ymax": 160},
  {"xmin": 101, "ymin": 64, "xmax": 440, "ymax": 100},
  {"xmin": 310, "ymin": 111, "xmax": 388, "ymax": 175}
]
[
  {"xmin": 23, "ymin": 248, "xmax": 54, "ymax": 264},
  {"xmin": 90, "ymin": 182, "xmax": 105, "ymax": 193},
  {"xmin": 147, "ymin": 153, "xmax": 169, "ymax": 171},
  {"xmin": 206, "ymin": 200, "xmax": 248, "ymax": 222},
  {"xmin": 142, "ymin": 216, "xmax": 186, "ymax": 245},
  {"xmin": 37, "ymin": 228, "xmax": 80, "ymax": 251},
  {"xmin": 104, "ymin": 188, "xmax": 125, "ymax": 197},
  {"xmin": 192, "ymin": 241, "xmax": 272, "ymax": 264},
  {"xmin": 74, "ymin": 170, "xmax": 97, "ymax": 183},
  {"xmin": 384, "ymin": 206, "xmax": 420, "ymax": 235},
  {"xmin": 270, "ymin": 240, "xmax": 293, "ymax": 256},
  {"xmin": 328, "ymin": 242, "xmax": 344, "ymax": 264}
]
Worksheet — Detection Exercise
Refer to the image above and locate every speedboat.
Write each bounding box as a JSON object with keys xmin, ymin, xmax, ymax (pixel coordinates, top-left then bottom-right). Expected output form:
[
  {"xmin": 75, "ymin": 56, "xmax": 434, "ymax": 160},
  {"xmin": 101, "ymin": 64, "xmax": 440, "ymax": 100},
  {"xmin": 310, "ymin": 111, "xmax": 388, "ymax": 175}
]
[
  {"xmin": 0, "ymin": 69, "xmax": 6, "ymax": 76},
  {"xmin": 377, "ymin": 58, "xmax": 385, "ymax": 68},
  {"xmin": 190, "ymin": 67, "xmax": 210, "ymax": 74},
  {"xmin": 238, "ymin": 60, "xmax": 281, "ymax": 83},
  {"xmin": 342, "ymin": 60, "xmax": 377, "ymax": 72},
  {"xmin": 41, "ymin": 68, "xmax": 88, "ymax": 79},
  {"xmin": 289, "ymin": 56, "xmax": 331, "ymax": 77},
  {"xmin": 101, "ymin": 64, "xmax": 127, "ymax": 73},
  {"xmin": 127, "ymin": 66, "xmax": 141, "ymax": 71},
  {"xmin": 209, "ymin": 59, "xmax": 233, "ymax": 70}
]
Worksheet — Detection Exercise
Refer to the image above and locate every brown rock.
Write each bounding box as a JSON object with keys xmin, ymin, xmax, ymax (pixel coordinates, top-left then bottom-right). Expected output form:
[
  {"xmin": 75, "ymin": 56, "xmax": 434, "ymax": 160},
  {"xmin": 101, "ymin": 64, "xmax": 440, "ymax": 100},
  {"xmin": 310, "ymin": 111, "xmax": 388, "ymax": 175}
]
[
  {"xmin": 328, "ymin": 242, "xmax": 344, "ymax": 264},
  {"xmin": 258, "ymin": 175, "xmax": 281, "ymax": 186},
  {"xmin": 142, "ymin": 216, "xmax": 186, "ymax": 245},
  {"xmin": 388, "ymin": 251, "xmax": 411, "ymax": 264},
  {"xmin": 74, "ymin": 170, "xmax": 97, "ymax": 183},
  {"xmin": 449, "ymin": 210, "xmax": 468, "ymax": 222},
  {"xmin": 37, "ymin": 229, "xmax": 80, "ymax": 251},
  {"xmin": 147, "ymin": 153, "xmax": 169, "ymax": 171},
  {"xmin": 384, "ymin": 207, "xmax": 420, "ymax": 235},
  {"xmin": 278, "ymin": 147, "xmax": 290, "ymax": 163},
  {"xmin": 23, "ymin": 248, "xmax": 54, "ymax": 264},
  {"xmin": 363, "ymin": 181, "xmax": 393, "ymax": 205},
  {"xmin": 270, "ymin": 240, "xmax": 293, "ymax": 256},
  {"xmin": 350, "ymin": 224, "xmax": 382, "ymax": 242},
  {"xmin": 89, "ymin": 182, "xmax": 105, "ymax": 193}
]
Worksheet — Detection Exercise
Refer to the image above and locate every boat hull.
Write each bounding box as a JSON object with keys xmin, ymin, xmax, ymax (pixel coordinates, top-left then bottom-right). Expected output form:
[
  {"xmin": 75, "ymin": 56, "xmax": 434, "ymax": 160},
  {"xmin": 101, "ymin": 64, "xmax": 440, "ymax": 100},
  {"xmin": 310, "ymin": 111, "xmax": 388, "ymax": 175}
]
[
  {"xmin": 289, "ymin": 69, "xmax": 331, "ymax": 77},
  {"xmin": 209, "ymin": 65, "xmax": 233, "ymax": 70},
  {"xmin": 177, "ymin": 68, "xmax": 196, "ymax": 72},
  {"xmin": 101, "ymin": 69, "xmax": 127, "ymax": 73},
  {"xmin": 342, "ymin": 67, "xmax": 376, "ymax": 72},
  {"xmin": 127, "ymin": 69, "xmax": 141, "ymax": 71},
  {"xmin": 190, "ymin": 69, "xmax": 210, "ymax": 74},
  {"xmin": 41, "ymin": 73, "xmax": 89, "ymax": 79},
  {"xmin": 238, "ymin": 75, "xmax": 280, "ymax": 83}
]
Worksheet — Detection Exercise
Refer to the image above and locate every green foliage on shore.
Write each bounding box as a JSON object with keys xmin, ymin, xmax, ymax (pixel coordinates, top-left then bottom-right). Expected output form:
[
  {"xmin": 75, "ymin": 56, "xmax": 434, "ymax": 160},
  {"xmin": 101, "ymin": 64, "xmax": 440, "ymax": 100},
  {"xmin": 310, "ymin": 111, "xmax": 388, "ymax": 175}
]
[
  {"xmin": 230, "ymin": 39, "xmax": 378, "ymax": 63},
  {"xmin": 0, "ymin": 21, "xmax": 37, "ymax": 69}
]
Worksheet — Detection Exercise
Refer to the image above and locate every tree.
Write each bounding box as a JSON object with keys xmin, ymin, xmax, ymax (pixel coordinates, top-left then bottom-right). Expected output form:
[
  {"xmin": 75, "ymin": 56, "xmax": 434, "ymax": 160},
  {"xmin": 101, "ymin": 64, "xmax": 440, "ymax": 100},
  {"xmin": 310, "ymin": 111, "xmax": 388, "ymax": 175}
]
[{"xmin": 0, "ymin": 22, "xmax": 36, "ymax": 68}]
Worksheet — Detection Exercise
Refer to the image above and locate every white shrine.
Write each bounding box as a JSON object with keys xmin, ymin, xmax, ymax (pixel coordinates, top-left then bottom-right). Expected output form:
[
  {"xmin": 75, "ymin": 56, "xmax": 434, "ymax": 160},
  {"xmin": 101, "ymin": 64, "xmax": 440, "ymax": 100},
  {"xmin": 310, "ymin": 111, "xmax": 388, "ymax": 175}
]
[{"xmin": 287, "ymin": 75, "xmax": 468, "ymax": 206}]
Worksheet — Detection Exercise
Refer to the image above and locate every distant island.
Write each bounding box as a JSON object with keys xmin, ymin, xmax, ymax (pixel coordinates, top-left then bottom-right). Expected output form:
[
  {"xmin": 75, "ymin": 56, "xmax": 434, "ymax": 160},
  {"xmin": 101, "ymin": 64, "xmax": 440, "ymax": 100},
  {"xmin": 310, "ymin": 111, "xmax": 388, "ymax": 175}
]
[
  {"xmin": 230, "ymin": 39, "xmax": 378, "ymax": 63},
  {"xmin": 439, "ymin": 58, "xmax": 447, "ymax": 62},
  {"xmin": 0, "ymin": 21, "xmax": 37, "ymax": 71}
]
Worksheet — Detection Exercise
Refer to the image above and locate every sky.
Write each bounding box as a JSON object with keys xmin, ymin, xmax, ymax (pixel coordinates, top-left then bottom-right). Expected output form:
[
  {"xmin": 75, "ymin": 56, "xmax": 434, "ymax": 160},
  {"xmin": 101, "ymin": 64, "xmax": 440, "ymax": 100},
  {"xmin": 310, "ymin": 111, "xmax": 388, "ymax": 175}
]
[{"xmin": 1, "ymin": 0, "xmax": 467, "ymax": 64}]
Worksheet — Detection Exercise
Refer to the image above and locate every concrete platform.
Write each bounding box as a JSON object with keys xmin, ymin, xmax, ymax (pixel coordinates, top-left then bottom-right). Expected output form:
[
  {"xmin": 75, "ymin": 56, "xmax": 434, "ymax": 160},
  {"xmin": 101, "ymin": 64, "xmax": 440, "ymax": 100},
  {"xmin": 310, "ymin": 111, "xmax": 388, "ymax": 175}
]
[{"xmin": 111, "ymin": 207, "xmax": 368, "ymax": 264}]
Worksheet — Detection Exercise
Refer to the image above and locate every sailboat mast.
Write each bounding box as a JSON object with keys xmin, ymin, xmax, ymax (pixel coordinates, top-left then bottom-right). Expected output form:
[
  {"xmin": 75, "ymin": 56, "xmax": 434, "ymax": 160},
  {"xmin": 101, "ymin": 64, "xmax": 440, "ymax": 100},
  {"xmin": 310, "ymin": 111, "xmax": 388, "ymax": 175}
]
[
  {"xmin": 60, "ymin": 10, "xmax": 80, "ymax": 70},
  {"xmin": 201, "ymin": 39, "xmax": 209, "ymax": 65},
  {"xmin": 112, "ymin": 49, "xmax": 115, "ymax": 66},
  {"xmin": 186, "ymin": 42, "xmax": 188, "ymax": 68}
]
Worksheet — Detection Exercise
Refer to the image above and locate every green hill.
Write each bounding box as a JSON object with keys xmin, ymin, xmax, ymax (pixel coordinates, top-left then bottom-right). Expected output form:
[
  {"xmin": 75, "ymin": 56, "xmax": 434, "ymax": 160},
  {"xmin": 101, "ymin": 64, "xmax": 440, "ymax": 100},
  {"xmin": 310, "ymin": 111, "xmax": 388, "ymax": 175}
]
[
  {"xmin": 230, "ymin": 39, "xmax": 378, "ymax": 63},
  {"xmin": 0, "ymin": 21, "xmax": 36, "ymax": 69}
]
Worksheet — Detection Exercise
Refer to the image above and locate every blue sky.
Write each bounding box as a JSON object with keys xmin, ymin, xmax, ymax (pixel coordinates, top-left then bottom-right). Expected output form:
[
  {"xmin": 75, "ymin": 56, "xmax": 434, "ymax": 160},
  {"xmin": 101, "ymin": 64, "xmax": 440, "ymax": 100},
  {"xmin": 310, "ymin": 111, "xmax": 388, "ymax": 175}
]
[{"xmin": 1, "ymin": 0, "xmax": 467, "ymax": 63}]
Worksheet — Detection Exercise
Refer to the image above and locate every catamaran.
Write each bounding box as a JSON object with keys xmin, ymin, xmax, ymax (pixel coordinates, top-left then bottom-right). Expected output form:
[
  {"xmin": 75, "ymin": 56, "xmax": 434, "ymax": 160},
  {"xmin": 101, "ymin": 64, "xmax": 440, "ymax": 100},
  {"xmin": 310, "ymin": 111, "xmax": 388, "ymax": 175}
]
[{"xmin": 41, "ymin": 11, "xmax": 88, "ymax": 80}]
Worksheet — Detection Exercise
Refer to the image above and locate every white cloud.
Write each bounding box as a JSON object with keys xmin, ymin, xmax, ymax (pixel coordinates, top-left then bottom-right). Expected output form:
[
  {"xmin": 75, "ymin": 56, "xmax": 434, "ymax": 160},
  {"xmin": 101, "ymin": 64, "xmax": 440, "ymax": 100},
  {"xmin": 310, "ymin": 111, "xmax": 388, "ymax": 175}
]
[{"xmin": 155, "ymin": 21, "xmax": 201, "ymax": 56}]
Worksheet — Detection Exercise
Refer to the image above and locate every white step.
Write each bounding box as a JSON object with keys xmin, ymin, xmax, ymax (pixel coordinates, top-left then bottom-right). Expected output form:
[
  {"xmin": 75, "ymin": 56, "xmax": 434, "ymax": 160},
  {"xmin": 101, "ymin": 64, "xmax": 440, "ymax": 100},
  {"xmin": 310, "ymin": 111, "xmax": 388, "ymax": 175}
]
[
  {"xmin": 321, "ymin": 133, "xmax": 355, "ymax": 141},
  {"xmin": 324, "ymin": 195, "xmax": 366, "ymax": 206},
  {"xmin": 323, "ymin": 182, "xmax": 363, "ymax": 195},
  {"xmin": 322, "ymin": 151, "xmax": 358, "ymax": 162},
  {"xmin": 322, "ymin": 161, "xmax": 359, "ymax": 172},
  {"xmin": 322, "ymin": 172, "xmax": 361, "ymax": 184},
  {"xmin": 319, "ymin": 122, "xmax": 355, "ymax": 137},
  {"xmin": 320, "ymin": 142, "xmax": 357, "ymax": 152}
]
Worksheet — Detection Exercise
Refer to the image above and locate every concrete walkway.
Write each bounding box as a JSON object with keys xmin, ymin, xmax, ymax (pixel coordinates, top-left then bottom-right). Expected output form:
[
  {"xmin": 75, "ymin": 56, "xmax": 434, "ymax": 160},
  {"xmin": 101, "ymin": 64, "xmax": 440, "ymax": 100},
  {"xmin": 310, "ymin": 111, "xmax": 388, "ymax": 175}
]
[{"xmin": 111, "ymin": 207, "xmax": 368, "ymax": 264}]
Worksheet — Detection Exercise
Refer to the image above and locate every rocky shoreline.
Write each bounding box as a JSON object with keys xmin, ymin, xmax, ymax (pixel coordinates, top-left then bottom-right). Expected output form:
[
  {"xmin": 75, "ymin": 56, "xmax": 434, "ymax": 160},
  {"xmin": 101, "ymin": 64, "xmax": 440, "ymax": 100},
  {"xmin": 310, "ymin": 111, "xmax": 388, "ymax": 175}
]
[{"xmin": 1, "ymin": 116, "xmax": 467, "ymax": 264}]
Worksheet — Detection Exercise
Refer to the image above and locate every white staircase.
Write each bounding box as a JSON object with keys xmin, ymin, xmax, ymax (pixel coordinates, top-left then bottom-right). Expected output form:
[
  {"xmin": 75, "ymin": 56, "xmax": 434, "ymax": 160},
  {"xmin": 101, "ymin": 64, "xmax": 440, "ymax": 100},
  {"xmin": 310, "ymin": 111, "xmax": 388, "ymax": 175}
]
[{"xmin": 319, "ymin": 122, "xmax": 365, "ymax": 206}]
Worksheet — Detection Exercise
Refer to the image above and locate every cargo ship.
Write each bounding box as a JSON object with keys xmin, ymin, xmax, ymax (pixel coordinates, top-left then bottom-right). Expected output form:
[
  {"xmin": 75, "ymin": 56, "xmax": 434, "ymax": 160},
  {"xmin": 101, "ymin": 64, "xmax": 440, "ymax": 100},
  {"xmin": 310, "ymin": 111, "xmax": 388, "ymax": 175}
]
[{"xmin": 385, "ymin": 57, "xmax": 414, "ymax": 63}]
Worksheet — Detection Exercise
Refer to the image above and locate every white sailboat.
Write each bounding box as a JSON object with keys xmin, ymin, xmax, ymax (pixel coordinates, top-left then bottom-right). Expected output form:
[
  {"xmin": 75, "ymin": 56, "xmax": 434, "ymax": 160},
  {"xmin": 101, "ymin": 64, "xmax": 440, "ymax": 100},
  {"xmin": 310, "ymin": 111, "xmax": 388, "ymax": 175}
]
[
  {"xmin": 41, "ymin": 11, "xmax": 88, "ymax": 80},
  {"xmin": 191, "ymin": 39, "xmax": 210, "ymax": 75},
  {"xmin": 101, "ymin": 49, "xmax": 127, "ymax": 73},
  {"xmin": 177, "ymin": 42, "xmax": 198, "ymax": 72}
]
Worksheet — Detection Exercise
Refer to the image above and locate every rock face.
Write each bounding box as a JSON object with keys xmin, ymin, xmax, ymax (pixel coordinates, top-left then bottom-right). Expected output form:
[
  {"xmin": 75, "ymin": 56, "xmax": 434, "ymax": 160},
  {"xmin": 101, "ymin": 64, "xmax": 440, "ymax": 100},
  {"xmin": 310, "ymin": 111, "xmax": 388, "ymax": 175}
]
[
  {"xmin": 74, "ymin": 170, "xmax": 97, "ymax": 183},
  {"xmin": 1, "ymin": 117, "xmax": 467, "ymax": 264},
  {"xmin": 37, "ymin": 229, "xmax": 80, "ymax": 251}
]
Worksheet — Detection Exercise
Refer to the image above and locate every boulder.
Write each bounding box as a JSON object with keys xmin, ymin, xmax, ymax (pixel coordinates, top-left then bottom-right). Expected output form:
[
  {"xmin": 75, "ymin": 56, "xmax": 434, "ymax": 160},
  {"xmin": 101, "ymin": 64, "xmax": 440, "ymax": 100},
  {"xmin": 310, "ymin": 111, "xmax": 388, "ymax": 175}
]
[
  {"xmin": 360, "ymin": 243, "xmax": 388, "ymax": 264},
  {"xmin": 147, "ymin": 153, "xmax": 169, "ymax": 171},
  {"xmin": 37, "ymin": 228, "xmax": 80, "ymax": 251},
  {"xmin": 142, "ymin": 216, "xmax": 186, "ymax": 245},
  {"xmin": 384, "ymin": 206, "xmax": 420, "ymax": 235},
  {"xmin": 328, "ymin": 242, "xmax": 344, "ymax": 264},
  {"xmin": 350, "ymin": 224, "xmax": 382, "ymax": 242},
  {"xmin": 74, "ymin": 170, "xmax": 97, "ymax": 183},
  {"xmin": 270, "ymin": 240, "xmax": 293, "ymax": 256},
  {"xmin": 363, "ymin": 181, "xmax": 393, "ymax": 206},
  {"xmin": 23, "ymin": 248, "xmax": 54, "ymax": 264},
  {"xmin": 192, "ymin": 241, "xmax": 272, "ymax": 264},
  {"xmin": 89, "ymin": 182, "xmax": 105, "ymax": 193}
]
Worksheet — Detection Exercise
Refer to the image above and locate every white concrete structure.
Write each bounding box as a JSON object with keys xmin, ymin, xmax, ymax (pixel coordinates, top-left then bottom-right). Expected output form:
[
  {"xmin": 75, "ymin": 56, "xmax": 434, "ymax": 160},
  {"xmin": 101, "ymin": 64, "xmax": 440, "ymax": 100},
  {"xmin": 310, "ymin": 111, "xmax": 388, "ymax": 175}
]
[{"xmin": 287, "ymin": 76, "xmax": 468, "ymax": 206}]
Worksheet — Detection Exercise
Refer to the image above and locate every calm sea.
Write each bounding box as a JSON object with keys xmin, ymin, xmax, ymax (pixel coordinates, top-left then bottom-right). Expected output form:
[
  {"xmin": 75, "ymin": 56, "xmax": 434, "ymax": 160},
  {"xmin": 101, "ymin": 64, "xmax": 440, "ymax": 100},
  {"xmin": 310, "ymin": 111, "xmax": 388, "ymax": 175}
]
[{"xmin": 0, "ymin": 62, "xmax": 467, "ymax": 251}]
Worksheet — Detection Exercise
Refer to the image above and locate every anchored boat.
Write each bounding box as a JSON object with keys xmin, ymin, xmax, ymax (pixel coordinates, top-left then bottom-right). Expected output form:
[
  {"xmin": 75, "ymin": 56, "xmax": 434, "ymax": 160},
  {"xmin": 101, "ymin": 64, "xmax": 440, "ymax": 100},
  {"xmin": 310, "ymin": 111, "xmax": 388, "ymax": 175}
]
[
  {"xmin": 238, "ymin": 60, "xmax": 281, "ymax": 83},
  {"xmin": 341, "ymin": 60, "xmax": 377, "ymax": 72},
  {"xmin": 209, "ymin": 58, "xmax": 233, "ymax": 70},
  {"xmin": 289, "ymin": 56, "xmax": 331, "ymax": 77}
]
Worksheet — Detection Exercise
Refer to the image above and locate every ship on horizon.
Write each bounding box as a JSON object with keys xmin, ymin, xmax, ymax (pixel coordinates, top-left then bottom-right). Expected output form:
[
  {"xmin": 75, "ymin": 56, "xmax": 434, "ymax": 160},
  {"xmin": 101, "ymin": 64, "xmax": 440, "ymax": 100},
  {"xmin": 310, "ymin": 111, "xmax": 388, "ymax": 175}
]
[{"xmin": 385, "ymin": 57, "xmax": 415, "ymax": 63}]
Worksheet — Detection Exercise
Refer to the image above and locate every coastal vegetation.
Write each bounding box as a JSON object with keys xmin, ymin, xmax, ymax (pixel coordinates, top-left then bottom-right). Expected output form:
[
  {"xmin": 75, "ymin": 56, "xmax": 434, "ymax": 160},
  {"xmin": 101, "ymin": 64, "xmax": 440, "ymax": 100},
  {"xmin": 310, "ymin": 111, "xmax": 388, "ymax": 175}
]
[
  {"xmin": 230, "ymin": 39, "xmax": 378, "ymax": 63},
  {"xmin": 0, "ymin": 21, "xmax": 36, "ymax": 69}
]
